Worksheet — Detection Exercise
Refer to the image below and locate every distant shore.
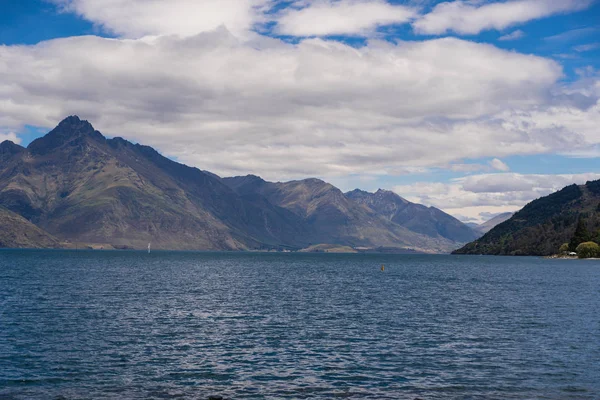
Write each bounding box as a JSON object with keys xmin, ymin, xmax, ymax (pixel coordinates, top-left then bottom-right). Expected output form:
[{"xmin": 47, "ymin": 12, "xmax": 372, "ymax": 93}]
[
  {"xmin": 0, "ymin": 244, "xmax": 430, "ymax": 255},
  {"xmin": 544, "ymin": 254, "xmax": 600, "ymax": 260},
  {"xmin": 545, "ymin": 254, "xmax": 578, "ymax": 259}
]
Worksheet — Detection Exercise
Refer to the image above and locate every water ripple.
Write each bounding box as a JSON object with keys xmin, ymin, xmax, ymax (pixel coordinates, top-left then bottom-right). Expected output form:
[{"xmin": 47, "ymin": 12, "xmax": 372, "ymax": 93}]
[{"xmin": 1, "ymin": 250, "xmax": 599, "ymax": 399}]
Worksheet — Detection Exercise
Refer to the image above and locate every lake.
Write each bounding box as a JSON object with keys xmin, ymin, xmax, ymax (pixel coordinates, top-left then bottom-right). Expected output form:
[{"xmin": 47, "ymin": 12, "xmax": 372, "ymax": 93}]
[{"xmin": 0, "ymin": 250, "xmax": 599, "ymax": 399}]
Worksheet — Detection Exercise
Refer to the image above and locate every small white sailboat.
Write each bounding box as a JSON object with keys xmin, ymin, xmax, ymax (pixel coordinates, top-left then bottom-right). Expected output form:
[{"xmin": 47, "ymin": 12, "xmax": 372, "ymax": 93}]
[{"xmin": 148, "ymin": 242, "xmax": 151, "ymax": 254}]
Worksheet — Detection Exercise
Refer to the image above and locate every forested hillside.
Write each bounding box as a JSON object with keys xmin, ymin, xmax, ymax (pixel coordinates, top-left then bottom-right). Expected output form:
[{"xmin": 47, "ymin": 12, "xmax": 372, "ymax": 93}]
[{"xmin": 453, "ymin": 181, "xmax": 600, "ymax": 256}]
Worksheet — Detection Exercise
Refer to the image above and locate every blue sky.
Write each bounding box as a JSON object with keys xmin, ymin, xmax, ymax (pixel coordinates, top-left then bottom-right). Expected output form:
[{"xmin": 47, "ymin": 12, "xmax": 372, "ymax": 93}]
[
  {"xmin": 1, "ymin": 0, "xmax": 600, "ymax": 222},
  {"xmin": 0, "ymin": 0, "xmax": 95, "ymax": 45}
]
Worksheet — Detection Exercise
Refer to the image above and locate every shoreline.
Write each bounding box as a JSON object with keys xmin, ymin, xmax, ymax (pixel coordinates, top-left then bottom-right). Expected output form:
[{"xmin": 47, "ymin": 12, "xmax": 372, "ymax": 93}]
[{"xmin": 545, "ymin": 255, "xmax": 600, "ymax": 260}]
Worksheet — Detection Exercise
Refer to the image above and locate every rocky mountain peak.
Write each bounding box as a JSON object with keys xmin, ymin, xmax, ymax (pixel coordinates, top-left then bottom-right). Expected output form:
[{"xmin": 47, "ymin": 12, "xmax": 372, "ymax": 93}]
[
  {"xmin": 27, "ymin": 115, "xmax": 105, "ymax": 154},
  {"xmin": 345, "ymin": 189, "xmax": 369, "ymax": 198},
  {"xmin": 222, "ymin": 174, "xmax": 268, "ymax": 194},
  {"xmin": 347, "ymin": 189, "xmax": 408, "ymax": 204},
  {"xmin": 54, "ymin": 115, "xmax": 99, "ymax": 137},
  {"xmin": 374, "ymin": 189, "xmax": 409, "ymax": 204},
  {"xmin": 58, "ymin": 115, "xmax": 86, "ymax": 127},
  {"xmin": 0, "ymin": 140, "xmax": 24, "ymax": 153},
  {"xmin": 301, "ymin": 178, "xmax": 327, "ymax": 186},
  {"xmin": 241, "ymin": 174, "xmax": 266, "ymax": 184},
  {"xmin": 0, "ymin": 140, "xmax": 25, "ymax": 162}
]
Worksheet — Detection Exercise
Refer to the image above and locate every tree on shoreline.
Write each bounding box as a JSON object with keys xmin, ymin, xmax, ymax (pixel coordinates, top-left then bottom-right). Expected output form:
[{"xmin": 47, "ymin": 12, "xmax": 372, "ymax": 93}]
[
  {"xmin": 569, "ymin": 215, "xmax": 592, "ymax": 252},
  {"xmin": 559, "ymin": 243, "xmax": 569, "ymax": 254},
  {"xmin": 576, "ymin": 242, "xmax": 600, "ymax": 259}
]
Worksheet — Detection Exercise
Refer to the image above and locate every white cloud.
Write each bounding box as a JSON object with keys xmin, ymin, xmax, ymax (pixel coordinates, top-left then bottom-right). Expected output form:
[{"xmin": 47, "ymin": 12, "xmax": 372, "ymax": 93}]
[
  {"xmin": 489, "ymin": 158, "xmax": 510, "ymax": 172},
  {"xmin": 53, "ymin": 0, "xmax": 587, "ymax": 40},
  {"xmin": 413, "ymin": 0, "xmax": 592, "ymax": 35},
  {"xmin": 0, "ymin": 132, "xmax": 21, "ymax": 144},
  {"xmin": 545, "ymin": 27, "xmax": 598, "ymax": 43},
  {"xmin": 51, "ymin": 0, "xmax": 271, "ymax": 38},
  {"xmin": 448, "ymin": 163, "xmax": 488, "ymax": 172},
  {"xmin": 394, "ymin": 172, "xmax": 600, "ymax": 222},
  {"xmin": 275, "ymin": 0, "xmax": 416, "ymax": 37},
  {"xmin": 1, "ymin": 26, "xmax": 599, "ymax": 192},
  {"xmin": 554, "ymin": 53, "xmax": 579, "ymax": 60},
  {"xmin": 574, "ymin": 43, "xmax": 600, "ymax": 52},
  {"xmin": 0, "ymin": 31, "xmax": 577, "ymax": 181},
  {"xmin": 498, "ymin": 29, "xmax": 525, "ymax": 41}
]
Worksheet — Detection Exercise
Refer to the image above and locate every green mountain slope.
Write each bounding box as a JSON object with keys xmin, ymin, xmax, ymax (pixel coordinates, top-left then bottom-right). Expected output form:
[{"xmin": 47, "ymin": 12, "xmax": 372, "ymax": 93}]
[
  {"xmin": 0, "ymin": 206, "xmax": 60, "ymax": 249},
  {"xmin": 453, "ymin": 182, "xmax": 600, "ymax": 256}
]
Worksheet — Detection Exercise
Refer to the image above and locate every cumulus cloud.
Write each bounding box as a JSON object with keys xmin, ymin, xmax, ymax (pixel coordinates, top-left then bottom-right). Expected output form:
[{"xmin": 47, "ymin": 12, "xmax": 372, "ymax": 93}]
[
  {"xmin": 50, "ymin": 0, "xmax": 592, "ymax": 40},
  {"xmin": 394, "ymin": 173, "xmax": 600, "ymax": 222},
  {"xmin": 498, "ymin": 29, "xmax": 525, "ymax": 41},
  {"xmin": 489, "ymin": 158, "xmax": 510, "ymax": 172},
  {"xmin": 413, "ymin": 0, "xmax": 592, "ymax": 35},
  {"xmin": 50, "ymin": 0, "xmax": 271, "ymax": 38},
  {"xmin": 4, "ymin": 30, "xmax": 592, "ymax": 181},
  {"xmin": 274, "ymin": 0, "xmax": 416, "ymax": 36},
  {"xmin": 0, "ymin": 132, "xmax": 21, "ymax": 144}
]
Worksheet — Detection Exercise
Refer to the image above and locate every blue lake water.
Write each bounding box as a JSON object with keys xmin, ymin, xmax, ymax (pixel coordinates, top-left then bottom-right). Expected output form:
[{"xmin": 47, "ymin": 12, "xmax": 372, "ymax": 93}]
[{"xmin": 0, "ymin": 250, "xmax": 599, "ymax": 399}]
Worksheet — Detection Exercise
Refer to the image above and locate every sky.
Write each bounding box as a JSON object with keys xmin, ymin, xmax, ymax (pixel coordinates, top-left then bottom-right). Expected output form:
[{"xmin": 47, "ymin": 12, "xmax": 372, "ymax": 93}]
[{"xmin": 1, "ymin": 0, "xmax": 599, "ymax": 223}]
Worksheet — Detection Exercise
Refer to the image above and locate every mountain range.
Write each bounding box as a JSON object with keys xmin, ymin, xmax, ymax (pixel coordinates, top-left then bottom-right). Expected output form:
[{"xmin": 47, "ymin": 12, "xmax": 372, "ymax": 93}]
[
  {"xmin": 345, "ymin": 188, "xmax": 478, "ymax": 243},
  {"xmin": 454, "ymin": 181, "xmax": 600, "ymax": 256},
  {"xmin": 0, "ymin": 116, "xmax": 483, "ymax": 253},
  {"xmin": 465, "ymin": 212, "xmax": 514, "ymax": 235}
]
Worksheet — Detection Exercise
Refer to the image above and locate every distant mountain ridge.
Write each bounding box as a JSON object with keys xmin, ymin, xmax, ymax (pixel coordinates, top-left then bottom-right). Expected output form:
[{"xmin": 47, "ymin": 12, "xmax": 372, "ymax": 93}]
[
  {"xmin": 454, "ymin": 182, "xmax": 600, "ymax": 256},
  {"xmin": 464, "ymin": 212, "xmax": 514, "ymax": 235},
  {"xmin": 345, "ymin": 189, "xmax": 479, "ymax": 243},
  {"xmin": 0, "ymin": 116, "xmax": 476, "ymax": 252},
  {"xmin": 475, "ymin": 212, "xmax": 514, "ymax": 234},
  {"xmin": 223, "ymin": 176, "xmax": 474, "ymax": 252}
]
